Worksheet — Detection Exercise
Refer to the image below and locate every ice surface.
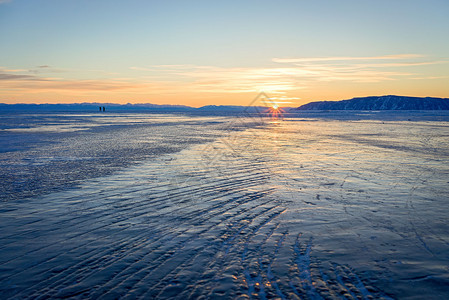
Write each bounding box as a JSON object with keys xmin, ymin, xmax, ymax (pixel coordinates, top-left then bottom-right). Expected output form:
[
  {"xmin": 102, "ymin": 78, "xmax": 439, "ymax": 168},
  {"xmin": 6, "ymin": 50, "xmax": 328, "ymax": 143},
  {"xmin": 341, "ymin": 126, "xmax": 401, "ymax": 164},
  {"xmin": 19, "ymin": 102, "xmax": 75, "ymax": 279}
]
[
  {"xmin": 1, "ymin": 112, "xmax": 449, "ymax": 299},
  {"xmin": 0, "ymin": 113, "xmax": 236, "ymax": 201}
]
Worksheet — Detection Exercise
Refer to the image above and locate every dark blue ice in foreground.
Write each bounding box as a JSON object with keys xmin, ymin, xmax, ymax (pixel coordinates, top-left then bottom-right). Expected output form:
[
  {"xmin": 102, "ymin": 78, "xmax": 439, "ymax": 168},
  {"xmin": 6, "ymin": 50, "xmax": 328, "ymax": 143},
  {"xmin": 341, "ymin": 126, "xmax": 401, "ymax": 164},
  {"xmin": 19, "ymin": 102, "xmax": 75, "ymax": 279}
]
[{"xmin": 1, "ymin": 111, "xmax": 449, "ymax": 299}]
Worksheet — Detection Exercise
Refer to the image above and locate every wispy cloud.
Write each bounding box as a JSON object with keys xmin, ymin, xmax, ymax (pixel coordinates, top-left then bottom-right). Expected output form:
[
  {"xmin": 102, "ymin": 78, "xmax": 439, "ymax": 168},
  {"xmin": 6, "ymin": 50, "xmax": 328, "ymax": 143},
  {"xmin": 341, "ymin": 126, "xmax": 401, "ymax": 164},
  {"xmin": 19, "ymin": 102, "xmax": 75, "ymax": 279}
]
[
  {"xmin": 0, "ymin": 73, "xmax": 38, "ymax": 81},
  {"xmin": 129, "ymin": 66, "xmax": 153, "ymax": 72},
  {"xmin": 128, "ymin": 53, "xmax": 440, "ymax": 94},
  {"xmin": 0, "ymin": 67, "xmax": 26, "ymax": 72},
  {"xmin": 0, "ymin": 67, "xmax": 148, "ymax": 92},
  {"xmin": 0, "ymin": 78, "xmax": 146, "ymax": 93},
  {"xmin": 272, "ymin": 54, "xmax": 425, "ymax": 63},
  {"xmin": 27, "ymin": 65, "xmax": 68, "ymax": 74},
  {"xmin": 1, "ymin": 54, "xmax": 445, "ymax": 101}
]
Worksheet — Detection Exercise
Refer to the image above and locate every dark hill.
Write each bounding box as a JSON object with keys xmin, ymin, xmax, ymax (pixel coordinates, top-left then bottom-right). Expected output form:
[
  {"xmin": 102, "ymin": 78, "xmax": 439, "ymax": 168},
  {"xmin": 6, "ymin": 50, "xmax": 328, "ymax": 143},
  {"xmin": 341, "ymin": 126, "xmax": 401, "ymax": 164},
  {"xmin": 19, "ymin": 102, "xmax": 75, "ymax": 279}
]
[{"xmin": 296, "ymin": 95, "xmax": 449, "ymax": 110}]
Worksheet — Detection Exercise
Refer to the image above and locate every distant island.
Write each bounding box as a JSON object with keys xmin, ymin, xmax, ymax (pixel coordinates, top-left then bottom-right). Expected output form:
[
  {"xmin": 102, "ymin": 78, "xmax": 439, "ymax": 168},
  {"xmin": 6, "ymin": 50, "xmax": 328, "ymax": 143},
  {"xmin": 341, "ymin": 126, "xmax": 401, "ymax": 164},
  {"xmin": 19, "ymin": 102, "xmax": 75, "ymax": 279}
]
[{"xmin": 296, "ymin": 95, "xmax": 449, "ymax": 110}]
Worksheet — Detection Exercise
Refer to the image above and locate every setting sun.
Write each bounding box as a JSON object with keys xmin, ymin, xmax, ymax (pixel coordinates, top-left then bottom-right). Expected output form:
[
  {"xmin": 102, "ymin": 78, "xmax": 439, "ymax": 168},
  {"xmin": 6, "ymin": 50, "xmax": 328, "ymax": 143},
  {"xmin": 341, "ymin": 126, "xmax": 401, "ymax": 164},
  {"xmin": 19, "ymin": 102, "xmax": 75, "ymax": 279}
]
[{"xmin": 268, "ymin": 104, "xmax": 283, "ymax": 119}]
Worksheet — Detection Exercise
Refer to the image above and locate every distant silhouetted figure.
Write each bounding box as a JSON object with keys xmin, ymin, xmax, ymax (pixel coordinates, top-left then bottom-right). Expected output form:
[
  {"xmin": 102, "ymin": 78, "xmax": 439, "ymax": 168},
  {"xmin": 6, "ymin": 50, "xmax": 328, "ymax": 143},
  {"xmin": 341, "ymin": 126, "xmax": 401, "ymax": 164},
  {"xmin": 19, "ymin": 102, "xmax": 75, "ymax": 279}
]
[
  {"xmin": 102, "ymin": 106, "xmax": 105, "ymax": 112},
  {"xmin": 99, "ymin": 106, "xmax": 102, "ymax": 112}
]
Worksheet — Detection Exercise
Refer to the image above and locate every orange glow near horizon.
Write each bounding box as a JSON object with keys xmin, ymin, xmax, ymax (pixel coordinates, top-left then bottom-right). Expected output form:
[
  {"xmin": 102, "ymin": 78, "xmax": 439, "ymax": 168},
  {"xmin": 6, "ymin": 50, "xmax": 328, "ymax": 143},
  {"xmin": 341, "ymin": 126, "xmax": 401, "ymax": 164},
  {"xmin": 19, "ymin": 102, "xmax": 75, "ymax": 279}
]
[
  {"xmin": 1, "ymin": 53, "xmax": 449, "ymax": 107},
  {"xmin": 1, "ymin": 85, "xmax": 449, "ymax": 108}
]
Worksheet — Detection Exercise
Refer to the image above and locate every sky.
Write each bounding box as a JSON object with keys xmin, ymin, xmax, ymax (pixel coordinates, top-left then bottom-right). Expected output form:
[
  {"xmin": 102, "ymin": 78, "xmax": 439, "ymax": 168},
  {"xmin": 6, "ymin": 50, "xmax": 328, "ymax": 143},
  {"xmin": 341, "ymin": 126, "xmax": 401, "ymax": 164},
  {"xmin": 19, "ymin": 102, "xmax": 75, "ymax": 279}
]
[{"xmin": 1, "ymin": 0, "xmax": 449, "ymax": 107}]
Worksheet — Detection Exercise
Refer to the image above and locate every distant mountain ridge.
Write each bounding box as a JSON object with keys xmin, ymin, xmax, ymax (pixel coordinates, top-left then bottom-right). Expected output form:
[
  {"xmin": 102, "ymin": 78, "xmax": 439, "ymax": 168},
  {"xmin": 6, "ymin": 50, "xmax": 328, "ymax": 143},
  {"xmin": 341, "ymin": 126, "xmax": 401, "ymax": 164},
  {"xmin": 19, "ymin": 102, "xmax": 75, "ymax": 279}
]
[
  {"xmin": 0, "ymin": 102, "xmax": 194, "ymax": 112},
  {"xmin": 0, "ymin": 103, "xmax": 267, "ymax": 114},
  {"xmin": 296, "ymin": 95, "xmax": 449, "ymax": 110}
]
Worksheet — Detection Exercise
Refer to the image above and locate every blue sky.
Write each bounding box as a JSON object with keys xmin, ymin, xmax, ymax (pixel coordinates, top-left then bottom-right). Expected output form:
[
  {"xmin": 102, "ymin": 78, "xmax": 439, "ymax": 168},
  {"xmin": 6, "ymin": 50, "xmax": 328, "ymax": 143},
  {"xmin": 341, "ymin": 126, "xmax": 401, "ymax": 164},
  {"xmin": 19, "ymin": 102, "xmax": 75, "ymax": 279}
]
[{"xmin": 1, "ymin": 0, "xmax": 448, "ymax": 106}]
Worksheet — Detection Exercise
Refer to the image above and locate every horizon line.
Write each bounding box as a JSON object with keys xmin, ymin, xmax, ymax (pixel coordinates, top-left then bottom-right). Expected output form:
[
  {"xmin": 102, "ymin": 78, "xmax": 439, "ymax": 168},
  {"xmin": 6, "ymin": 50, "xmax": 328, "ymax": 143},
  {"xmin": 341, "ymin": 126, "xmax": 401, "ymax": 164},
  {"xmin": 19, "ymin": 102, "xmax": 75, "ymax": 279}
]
[{"xmin": 2, "ymin": 94, "xmax": 449, "ymax": 108}]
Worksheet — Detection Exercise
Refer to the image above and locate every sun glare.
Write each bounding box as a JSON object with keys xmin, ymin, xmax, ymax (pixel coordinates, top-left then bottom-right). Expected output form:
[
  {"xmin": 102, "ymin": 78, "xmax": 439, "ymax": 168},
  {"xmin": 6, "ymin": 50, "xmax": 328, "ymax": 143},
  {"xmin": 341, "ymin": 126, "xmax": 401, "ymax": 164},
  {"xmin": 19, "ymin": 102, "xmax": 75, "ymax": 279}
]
[{"xmin": 268, "ymin": 103, "xmax": 283, "ymax": 119}]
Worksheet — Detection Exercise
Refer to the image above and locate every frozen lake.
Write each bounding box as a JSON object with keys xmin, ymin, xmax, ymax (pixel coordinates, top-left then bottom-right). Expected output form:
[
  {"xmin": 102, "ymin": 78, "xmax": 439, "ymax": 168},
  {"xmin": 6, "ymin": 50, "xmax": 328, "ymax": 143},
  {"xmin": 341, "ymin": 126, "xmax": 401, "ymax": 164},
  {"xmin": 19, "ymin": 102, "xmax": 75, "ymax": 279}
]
[{"xmin": 1, "ymin": 112, "xmax": 449, "ymax": 299}]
